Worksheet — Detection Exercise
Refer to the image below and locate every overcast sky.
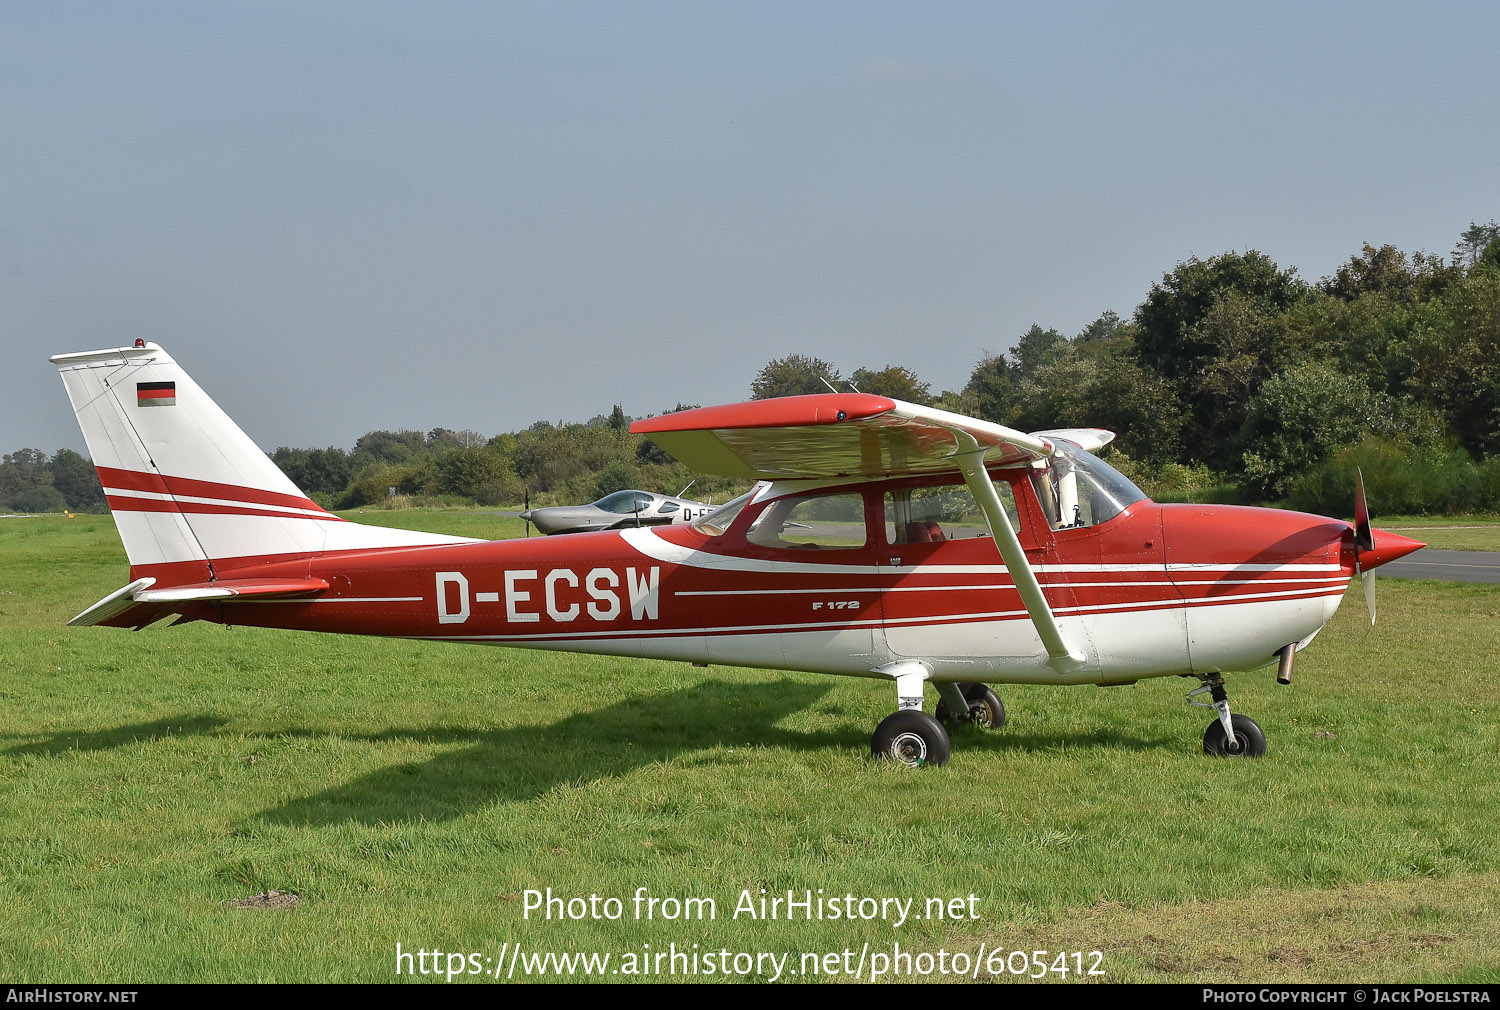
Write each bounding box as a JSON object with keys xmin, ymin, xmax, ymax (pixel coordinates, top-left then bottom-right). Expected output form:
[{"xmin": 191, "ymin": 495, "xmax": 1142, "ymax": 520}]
[{"xmin": 6, "ymin": 1, "xmax": 1498, "ymax": 456}]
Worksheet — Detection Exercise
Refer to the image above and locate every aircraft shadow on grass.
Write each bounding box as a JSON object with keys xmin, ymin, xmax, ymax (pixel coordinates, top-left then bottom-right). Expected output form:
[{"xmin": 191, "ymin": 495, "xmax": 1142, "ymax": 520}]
[
  {"xmin": 1, "ymin": 691, "xmax": 1180, "ymax": 828},
  {"xmin": 978, "ymin": 726, "xmax": 1180, "ymax": 754},
  {"xmin": 254, "ymin": 679, "xmax": 843, "ymax": 826},
  {"xmin": 1, "ymin": 714, "xmax": 228, "ymax": 758}
]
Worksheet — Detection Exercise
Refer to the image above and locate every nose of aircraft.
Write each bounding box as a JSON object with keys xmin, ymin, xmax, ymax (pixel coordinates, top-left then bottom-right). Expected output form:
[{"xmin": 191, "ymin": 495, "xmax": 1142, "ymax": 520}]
[{"xmin": 1357, "ymin": 528, "xmax": 1426, "ymax": 571}]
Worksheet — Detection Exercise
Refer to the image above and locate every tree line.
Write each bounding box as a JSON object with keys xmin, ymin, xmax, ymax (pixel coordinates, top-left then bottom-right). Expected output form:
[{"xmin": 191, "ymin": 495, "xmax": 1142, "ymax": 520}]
[
  {"xmin": 6, "ymin": 220, "xmax": 1499, "ymax": 517},
  {"xmin": 739, "ymin": 221, "xmax": 1500, "ymax": 515}
]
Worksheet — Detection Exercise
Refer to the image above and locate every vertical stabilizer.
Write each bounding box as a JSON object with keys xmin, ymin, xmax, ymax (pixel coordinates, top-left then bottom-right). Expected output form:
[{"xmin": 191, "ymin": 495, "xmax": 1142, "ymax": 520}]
[{"xmin": 51, "ymin": 342, "xmax": 476, "ymax": 583}]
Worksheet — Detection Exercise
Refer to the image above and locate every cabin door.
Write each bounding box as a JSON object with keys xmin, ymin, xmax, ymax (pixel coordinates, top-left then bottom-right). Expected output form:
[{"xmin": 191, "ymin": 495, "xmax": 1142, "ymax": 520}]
[{"xmin": 877, "ymin": 477, "xmax": 1069, "ymax": 666}]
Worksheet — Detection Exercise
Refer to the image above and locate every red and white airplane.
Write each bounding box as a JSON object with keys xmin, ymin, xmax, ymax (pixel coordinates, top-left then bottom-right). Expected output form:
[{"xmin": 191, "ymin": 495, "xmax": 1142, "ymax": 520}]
[{"xmin": 53, "ymin": 341, "xmax": 1423, "ymax": 765}]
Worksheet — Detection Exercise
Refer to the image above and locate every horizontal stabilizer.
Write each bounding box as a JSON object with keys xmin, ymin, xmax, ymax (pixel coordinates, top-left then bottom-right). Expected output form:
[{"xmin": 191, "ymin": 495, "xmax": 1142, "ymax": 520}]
[
  {"xmin": 67, "ymin": 578, "xmax": 158, "ymax": 627},
  {"xmin": 135, "ymin": 577, "xmax": 329, "ymax": 603},
  {"xmin": 68, "ymin": 577, "xmax": 330, "ymax": 628}
]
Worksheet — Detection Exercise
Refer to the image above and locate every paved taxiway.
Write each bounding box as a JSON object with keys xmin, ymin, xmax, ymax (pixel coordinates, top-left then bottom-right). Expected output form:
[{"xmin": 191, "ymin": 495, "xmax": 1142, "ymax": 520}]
[{"xmin": 1383, "ymin": 548, "xmax": 1500, "ymax": 584}]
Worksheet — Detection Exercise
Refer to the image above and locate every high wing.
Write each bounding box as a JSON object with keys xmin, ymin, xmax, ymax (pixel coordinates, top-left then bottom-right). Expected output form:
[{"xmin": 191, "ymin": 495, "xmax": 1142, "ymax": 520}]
[
  {"xmin": 632, "ymin": 394, "xmax": 1100, "ymax": 672},
  {"xmin": 1030, "ymin": 427, "xmax": 1115, "ymax": 454},
  {"xmin": 631, "ymin": 394, "xmax": 1060, "ymax": 480}
]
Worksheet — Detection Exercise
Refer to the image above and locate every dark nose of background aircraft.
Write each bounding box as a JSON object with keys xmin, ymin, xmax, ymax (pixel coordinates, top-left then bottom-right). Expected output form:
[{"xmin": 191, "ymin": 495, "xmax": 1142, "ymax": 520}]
[{"xmin": 1358, "ymin": 528, "xmax": 1426, "ymax": 571}]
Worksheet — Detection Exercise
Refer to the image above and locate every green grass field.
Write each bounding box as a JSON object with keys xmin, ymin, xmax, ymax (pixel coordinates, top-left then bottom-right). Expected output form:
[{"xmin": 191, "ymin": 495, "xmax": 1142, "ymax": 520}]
[
  {"xmin": 1, "ymin": 512, "xmax": 1497, "ymax": 983},
  {"xmin": 1382, "ymin": 519, "xmax": 1500, "ymax": 552}
]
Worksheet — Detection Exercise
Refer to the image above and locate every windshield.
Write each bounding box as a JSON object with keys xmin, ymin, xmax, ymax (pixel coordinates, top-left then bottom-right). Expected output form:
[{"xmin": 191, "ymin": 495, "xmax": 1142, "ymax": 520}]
[
  {"xmin": 1030, "ymin": 443, "xmax": 1147, "ymax": 529},
  {"xmin": 692, "ymin": 488, "xmax": 758, "ymax": 536},
  {"xmin": 595, "ymin": 491, "xmax": 654, "ymax": 514}
]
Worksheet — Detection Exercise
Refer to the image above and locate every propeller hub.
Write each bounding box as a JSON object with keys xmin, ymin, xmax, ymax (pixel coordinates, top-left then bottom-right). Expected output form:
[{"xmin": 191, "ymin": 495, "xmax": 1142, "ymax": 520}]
[{"xmin": 1355, "ymin": 528, "xmax": 1426, "ymax": 572}]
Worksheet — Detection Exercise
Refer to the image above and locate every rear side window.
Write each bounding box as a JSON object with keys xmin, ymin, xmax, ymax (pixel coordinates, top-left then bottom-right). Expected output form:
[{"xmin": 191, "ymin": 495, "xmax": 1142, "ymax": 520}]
[{"xmin": 747, "ymin": 493, "xmax": 867, "ymax": 549}]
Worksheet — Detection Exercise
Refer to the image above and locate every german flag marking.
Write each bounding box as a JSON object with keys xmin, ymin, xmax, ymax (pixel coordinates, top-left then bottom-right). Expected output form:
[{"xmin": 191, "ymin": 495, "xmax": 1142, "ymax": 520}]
[{"xmin": 137, "ymin": 381, "xmax": 176, "ymax": 407}]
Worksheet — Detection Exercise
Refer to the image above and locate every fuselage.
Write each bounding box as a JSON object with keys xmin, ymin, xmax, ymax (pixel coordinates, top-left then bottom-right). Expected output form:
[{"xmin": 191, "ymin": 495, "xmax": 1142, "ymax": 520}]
[{"xmin": 166, "ymin": 471, "xmax": 1416, "ymax": 687}]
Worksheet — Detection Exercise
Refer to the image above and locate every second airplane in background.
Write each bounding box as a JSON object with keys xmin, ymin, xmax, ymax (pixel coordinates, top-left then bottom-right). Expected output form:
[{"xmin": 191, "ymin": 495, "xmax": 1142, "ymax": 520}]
[{"xmin": 520, "ymin": 487, "xmax": 719, "ymax": 535}]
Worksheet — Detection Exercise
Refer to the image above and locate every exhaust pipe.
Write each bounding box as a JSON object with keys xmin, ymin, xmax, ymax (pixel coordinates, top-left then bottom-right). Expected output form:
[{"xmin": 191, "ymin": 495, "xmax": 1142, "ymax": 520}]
[{"xmin": 1276, "ymin": 643, "xmax": 1296, "ymax": 686}]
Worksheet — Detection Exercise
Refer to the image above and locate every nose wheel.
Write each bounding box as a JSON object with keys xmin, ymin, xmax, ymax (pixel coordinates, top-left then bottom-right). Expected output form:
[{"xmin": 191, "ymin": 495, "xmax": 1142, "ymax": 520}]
[
  {"xmin": 1190, "ymin": 674, "xmax": 1267, "ymax": 758},
  {"xmin": 1203, "ymin": 713, "xmax": 1266, "ymax": 757}
]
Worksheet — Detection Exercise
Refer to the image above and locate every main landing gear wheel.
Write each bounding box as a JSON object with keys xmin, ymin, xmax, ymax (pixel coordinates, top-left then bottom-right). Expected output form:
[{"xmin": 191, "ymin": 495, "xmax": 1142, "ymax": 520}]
[
  {"xmin": 871, "ymin": 710, "xmax": 951, "ymax": 767},
  {"xmin": 935, "ymin": 683, "xmax": 1006, "ymax": 730},
  {"xmin": 1203, "ymin": 714, "xmax": 1267, "ymax": 758}
]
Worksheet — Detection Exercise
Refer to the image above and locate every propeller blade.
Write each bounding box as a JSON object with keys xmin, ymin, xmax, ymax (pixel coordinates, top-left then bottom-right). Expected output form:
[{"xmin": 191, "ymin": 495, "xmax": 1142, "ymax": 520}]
[
  {"xmin": 523, "ymin": 488, "xmax": 532, "ymax": 538},
  {"xmin": 1360, "ymin": 560, "xmax": 1376, "ymax": 625},
  {"xmin": 1353, "ymin": 468, "xmax": 1375, "ymax": 623},
  {"xmin": 1353, "ymin": 467, "xmax": 1374, "ymax": 552}
]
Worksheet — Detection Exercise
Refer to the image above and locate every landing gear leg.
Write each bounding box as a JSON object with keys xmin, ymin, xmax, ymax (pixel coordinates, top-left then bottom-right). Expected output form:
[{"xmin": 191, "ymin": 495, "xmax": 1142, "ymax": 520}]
[{"xmin": 1190, "ymin": 673, "xmax": 1267, "ymax": 758}]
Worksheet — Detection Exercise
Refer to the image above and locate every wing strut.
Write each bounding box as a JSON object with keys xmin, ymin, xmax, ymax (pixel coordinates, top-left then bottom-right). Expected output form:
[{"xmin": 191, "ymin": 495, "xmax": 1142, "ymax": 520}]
[{"xmin": 955, "ymin": 437, "xmax": 1086, "ymax": 674}]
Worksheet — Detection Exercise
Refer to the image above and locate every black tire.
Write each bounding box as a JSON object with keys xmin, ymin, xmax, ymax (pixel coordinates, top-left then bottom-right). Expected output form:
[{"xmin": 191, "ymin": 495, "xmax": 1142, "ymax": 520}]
[
  {"xmin": 935, "ymin": 684, "xmax": 1006, "ymax": 730},
  {"xmin": 871, "ymin": 710, "xmax": 951, "ymax": 767},
  {"xmin": 1203, "ymin": 714, "xmax": 1267, "ymax": 757}
]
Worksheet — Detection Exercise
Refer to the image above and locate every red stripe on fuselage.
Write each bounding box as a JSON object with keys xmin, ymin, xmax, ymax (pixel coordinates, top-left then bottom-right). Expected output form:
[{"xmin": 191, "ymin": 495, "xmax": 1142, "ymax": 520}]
[
  {"xmin": 152, "ymin": 528, "xmax": 1350, "ymax": 643},
  {"xmin": 125, "ymin": 540, "xmax": 478, "ymax": 587},
  {"xmin": 398, "ymin": 584, "xmax": 1352, "ymax": 646},
  {"xmin": 110, "ymin": 502, "xmax": 1354, "ymax": 655}
]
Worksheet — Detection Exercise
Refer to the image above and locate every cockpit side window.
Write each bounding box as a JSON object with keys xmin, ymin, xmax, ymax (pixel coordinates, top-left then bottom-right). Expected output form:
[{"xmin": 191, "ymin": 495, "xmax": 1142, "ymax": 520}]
[
  {"xmin": 884, "ymin": 481, "xmax": 1018, "ymax": 545},
  {"xmin": 1029, "ymin": 444, "xmax": 1148, "ymax": 530}
]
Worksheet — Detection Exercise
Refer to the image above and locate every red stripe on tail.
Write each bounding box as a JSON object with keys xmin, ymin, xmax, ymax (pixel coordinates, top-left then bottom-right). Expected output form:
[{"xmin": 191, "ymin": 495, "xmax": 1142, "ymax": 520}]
[{"xmin": 95, "ymin": 466, "xmax": 332, "ymax": 515}]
